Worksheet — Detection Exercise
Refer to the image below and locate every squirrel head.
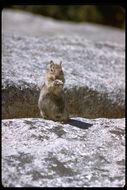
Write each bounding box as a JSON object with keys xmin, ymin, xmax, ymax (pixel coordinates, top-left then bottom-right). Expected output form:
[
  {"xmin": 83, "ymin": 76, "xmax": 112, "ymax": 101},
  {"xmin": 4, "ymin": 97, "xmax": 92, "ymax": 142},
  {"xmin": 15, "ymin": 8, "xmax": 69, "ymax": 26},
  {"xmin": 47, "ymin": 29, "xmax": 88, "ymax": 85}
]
[{"xmin": 47, "ymin": 60, "xmax": 64, "ymax": 77}]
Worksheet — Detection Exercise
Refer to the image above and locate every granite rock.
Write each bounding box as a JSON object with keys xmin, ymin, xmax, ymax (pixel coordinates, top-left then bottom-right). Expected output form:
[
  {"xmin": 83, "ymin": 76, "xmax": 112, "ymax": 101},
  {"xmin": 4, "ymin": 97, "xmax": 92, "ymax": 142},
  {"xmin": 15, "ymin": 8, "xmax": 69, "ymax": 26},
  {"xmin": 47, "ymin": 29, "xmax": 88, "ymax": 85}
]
[
  {"xmin": 2, "ymin": 118, "xmax": 125, "ymax": 187},
  {"xmin": 2, "ymin": 9, "xmax": 125, "ymax": 45}
]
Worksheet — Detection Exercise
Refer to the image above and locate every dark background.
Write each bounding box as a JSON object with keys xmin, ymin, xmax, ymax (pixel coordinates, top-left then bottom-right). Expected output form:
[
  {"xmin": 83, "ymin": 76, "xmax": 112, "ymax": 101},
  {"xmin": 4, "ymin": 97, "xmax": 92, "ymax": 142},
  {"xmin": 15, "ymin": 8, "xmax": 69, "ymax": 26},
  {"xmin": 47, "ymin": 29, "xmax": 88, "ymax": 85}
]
[{"xmin": 5, "ymin": 5, "xmax": 125, "ymax": 29}]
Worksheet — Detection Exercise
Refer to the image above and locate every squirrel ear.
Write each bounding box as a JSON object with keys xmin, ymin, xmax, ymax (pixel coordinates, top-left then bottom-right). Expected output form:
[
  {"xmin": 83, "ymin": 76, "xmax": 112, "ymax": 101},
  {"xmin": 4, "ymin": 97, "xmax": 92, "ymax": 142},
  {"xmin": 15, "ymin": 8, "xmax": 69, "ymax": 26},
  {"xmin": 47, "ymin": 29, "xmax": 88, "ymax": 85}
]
[
  {"xmin": 49, "ymin": 60, "xmax": 54, "ymax": 67},
  {"xmin": 60, "ymin": 61, "xmax": 62, "ymax": 66},
  {"xmin": 47, "ymin": 60, "xmax": 54, "ymax": 69},
  {"xmin": 50, "ymin": 60, "xmax": 54, "ymax": 64}
]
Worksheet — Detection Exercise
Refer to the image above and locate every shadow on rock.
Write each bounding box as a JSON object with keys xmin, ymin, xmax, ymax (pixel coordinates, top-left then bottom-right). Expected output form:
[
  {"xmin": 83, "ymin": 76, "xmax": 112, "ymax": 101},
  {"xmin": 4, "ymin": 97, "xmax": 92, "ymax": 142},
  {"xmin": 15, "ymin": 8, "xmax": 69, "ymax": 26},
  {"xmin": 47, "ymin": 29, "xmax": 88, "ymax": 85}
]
[{"xmin": 63, "ymin": 119, "xmax": 93, "ymax": 129}]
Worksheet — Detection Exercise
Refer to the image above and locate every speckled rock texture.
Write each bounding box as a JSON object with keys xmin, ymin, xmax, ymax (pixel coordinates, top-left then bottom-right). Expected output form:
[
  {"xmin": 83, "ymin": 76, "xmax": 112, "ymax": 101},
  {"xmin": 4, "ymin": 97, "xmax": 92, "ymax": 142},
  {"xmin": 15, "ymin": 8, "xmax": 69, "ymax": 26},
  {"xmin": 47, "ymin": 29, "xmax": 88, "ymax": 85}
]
[
  {"xmin": 2, "ymin": 9, "xmax": 125, "ymax": 45},
  {"xmin": 2, "ymin": 10, "xmax": 125, "ymax": 119},
  {"xmin": 2, "ymin": 118, "xmax": 125, "ymax": 187}
]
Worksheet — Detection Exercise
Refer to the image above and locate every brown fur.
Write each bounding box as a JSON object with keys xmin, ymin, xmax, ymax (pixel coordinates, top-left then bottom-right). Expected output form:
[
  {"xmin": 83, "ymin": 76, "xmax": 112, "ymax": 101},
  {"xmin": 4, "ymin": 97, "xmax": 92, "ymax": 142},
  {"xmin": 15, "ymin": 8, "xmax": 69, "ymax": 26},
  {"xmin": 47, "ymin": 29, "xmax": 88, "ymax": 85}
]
[{"xmin": 38, "ymin": 60, "xmax": 69, "ymax": 122}]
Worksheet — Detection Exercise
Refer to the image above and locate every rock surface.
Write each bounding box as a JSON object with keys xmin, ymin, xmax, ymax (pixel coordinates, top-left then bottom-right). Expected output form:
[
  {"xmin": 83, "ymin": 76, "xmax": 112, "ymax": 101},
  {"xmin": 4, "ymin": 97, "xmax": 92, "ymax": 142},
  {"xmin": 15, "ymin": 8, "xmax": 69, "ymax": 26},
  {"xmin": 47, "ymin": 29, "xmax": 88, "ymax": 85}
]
[
  {"xmin": 2, "ymin": 9, "xmax": 125, "ymax": 45},
  {"xmin": 2, "ymin": 118, "xmax": 125, "ymax": 187},
  {"xmin": 2, "ymin": 10, "xmax": 125, "ymax": 119}
]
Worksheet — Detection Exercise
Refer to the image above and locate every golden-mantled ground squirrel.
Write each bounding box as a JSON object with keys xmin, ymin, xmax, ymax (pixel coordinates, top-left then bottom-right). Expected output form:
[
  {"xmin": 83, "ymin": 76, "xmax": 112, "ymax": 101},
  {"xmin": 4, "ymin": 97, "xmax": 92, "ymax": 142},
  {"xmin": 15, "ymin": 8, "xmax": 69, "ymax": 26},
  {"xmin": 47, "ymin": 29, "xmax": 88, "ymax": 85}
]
[{"xmin": 38, "ymin": 60, "xmax": 69, "ymax": 122}]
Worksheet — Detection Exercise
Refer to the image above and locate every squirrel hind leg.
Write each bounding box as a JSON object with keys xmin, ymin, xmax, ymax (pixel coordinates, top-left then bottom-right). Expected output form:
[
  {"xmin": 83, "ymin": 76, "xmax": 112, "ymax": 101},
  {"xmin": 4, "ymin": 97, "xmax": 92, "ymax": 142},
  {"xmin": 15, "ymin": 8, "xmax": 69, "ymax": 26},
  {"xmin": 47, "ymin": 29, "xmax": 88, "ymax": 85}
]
[{"xmin": 55, "ymin": 113, "xmax": 69, "ymax": 122}]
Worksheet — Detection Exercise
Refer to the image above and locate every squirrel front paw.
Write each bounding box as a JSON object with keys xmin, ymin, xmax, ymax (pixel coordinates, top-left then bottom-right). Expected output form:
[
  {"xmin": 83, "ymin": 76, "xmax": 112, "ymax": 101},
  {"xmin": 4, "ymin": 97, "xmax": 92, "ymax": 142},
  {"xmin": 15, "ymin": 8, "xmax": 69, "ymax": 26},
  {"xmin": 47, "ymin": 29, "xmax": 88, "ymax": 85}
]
[{"xmin": 54, "ymin": 79, "xmax": 63, "ymax": 87}]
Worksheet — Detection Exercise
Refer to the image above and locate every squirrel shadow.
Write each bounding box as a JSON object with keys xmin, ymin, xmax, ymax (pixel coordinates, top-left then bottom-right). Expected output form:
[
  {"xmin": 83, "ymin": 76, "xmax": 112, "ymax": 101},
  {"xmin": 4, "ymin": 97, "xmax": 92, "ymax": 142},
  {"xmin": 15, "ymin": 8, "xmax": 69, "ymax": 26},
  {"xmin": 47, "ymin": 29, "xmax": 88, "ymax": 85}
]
[{"xmin": 62, "ymin": 118, "xmax": 93, "ymax": 130}]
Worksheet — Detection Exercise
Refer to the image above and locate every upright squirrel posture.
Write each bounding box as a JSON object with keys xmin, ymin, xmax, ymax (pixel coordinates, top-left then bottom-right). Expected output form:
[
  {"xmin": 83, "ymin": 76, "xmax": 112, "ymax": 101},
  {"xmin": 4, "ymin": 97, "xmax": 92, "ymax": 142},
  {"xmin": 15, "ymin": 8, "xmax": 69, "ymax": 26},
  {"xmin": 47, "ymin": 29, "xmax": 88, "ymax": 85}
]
[{"xmin": 38, "ymin": 60, "xmax": 69, "ymax": 122}]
